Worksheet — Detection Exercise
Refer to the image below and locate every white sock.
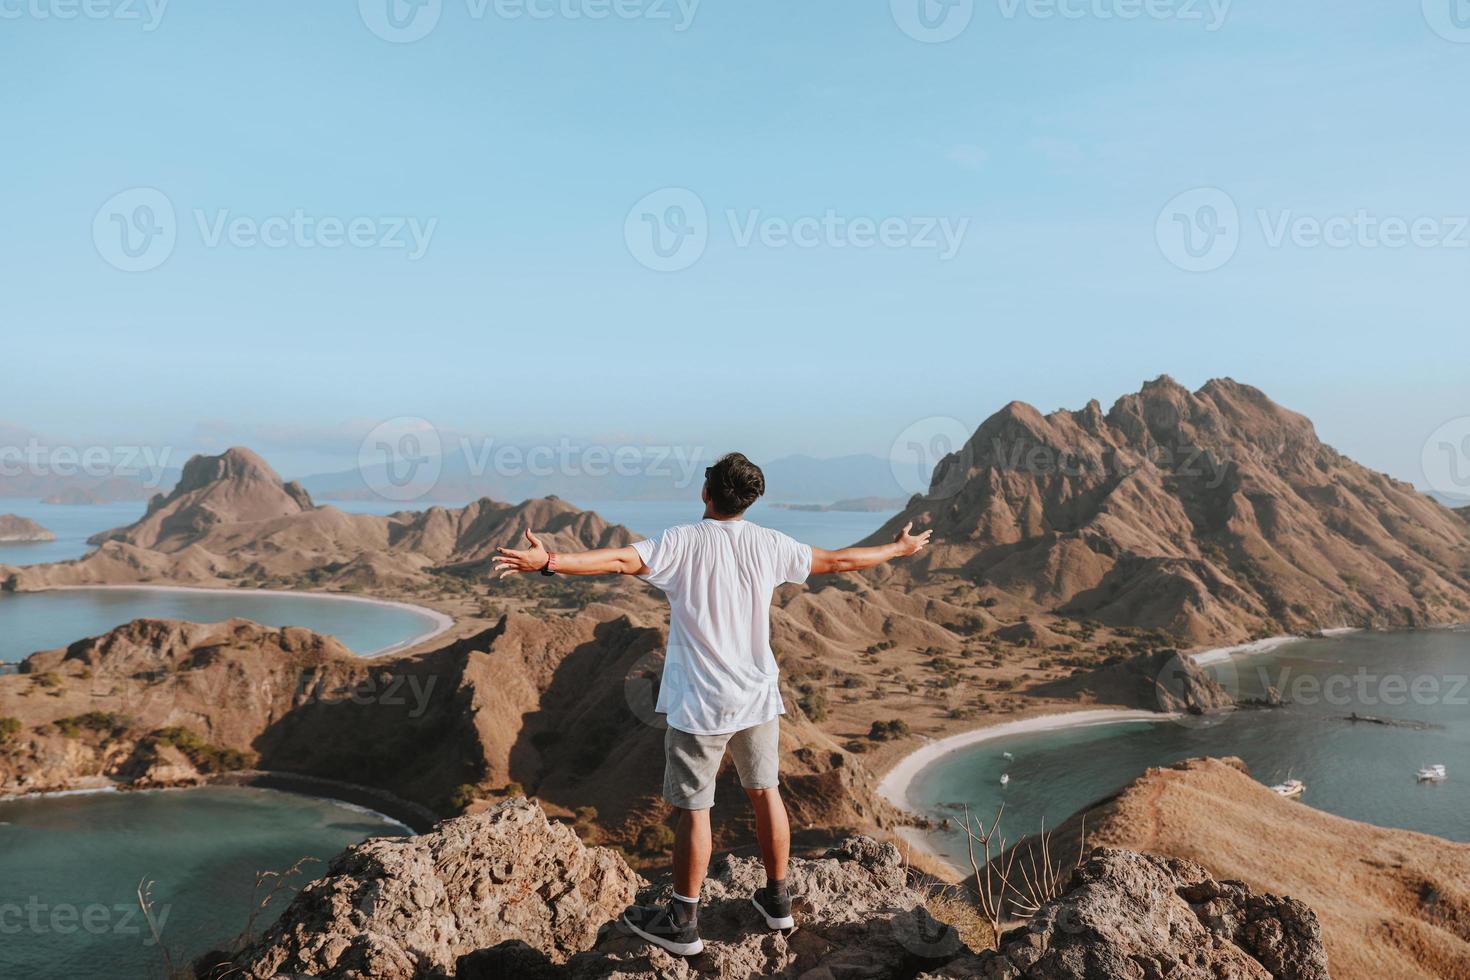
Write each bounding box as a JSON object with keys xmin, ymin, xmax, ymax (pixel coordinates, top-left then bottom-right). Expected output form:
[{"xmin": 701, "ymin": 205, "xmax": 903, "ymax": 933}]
[{"xmin": 673, "ymin": 891, "xmax": 699, "ymax": 905}]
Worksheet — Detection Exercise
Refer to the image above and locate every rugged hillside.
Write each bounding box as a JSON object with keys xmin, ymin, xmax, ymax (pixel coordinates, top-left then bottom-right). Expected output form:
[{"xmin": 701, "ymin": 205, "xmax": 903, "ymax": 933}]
[
  {"xmin": 1002, "ymin": 757, "xmax": 1470, "ymax": 980},
  {"xmin": 2, "ymin": 447, "xmax": 635, "ymax": 590},
  {"xmin": 0, "ymin": 610, "xmax": 900, "ymax": 857},
  {"xmin": 0, "ymin": 514, "xmax": 54, "ymax": 542},
  {"xmin": 204, "ymin": 797, "xmax": 1330, "ymax": 980},
  {"xmin": 867, "ymin": 377, "xmax": 1470, "ymax": 644}
]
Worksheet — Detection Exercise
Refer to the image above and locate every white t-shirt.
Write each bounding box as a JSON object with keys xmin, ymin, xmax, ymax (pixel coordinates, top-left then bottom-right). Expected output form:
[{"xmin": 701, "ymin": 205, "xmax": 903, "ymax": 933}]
[{"xmin": 632, "ymin": 519, "xmax": 813, "ymax": 735}]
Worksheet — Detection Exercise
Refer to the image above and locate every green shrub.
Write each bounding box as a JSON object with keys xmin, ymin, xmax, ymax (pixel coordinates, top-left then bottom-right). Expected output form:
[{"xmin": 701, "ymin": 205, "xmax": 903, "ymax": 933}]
[
  {"xmin": 636, "ymin": 823, "xmax": 676, "ymax": 853},
  {"xmin": 867, "ymin": 719, "xmax": 911, "ymax": 741},
  {"xmin": 148, "ymin": 726, "xmax": 250, "ymax": 772},
  {"xmin": 0, "ymin": 717, "xmax": 21, "ymax": 744}
]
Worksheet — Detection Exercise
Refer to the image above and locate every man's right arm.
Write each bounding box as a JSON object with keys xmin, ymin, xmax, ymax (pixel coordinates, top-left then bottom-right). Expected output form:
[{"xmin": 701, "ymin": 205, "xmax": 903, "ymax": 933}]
[{"xmin": 809, "ymin": 522, "xmax": 932, "ymax": 575}]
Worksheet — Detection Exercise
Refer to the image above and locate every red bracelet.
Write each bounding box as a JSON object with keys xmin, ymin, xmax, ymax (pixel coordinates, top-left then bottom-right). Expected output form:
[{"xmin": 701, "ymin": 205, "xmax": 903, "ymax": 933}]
[{"xmin": 545, "ymin": 552, "xmax": 558, "ymax": 572}]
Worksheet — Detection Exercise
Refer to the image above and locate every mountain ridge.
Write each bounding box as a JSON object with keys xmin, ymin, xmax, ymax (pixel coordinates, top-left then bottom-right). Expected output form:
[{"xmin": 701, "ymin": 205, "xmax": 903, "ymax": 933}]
[{"xmin": 864, "ymin": 376, "xmax": 1470, "ymax": 644}]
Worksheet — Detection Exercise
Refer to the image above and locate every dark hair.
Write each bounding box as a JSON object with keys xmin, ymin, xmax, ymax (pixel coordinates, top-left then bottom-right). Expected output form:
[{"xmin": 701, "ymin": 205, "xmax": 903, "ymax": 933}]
[{"xmin": 704, "ymin": 452, "xmax": 765, "ymax": 516}]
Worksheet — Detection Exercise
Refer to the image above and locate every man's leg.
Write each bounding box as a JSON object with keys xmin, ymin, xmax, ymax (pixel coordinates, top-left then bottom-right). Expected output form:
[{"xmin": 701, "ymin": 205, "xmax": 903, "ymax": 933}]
[
  {"xmin": 732, "ymin": 720, "xmax": 795, "ymax": 929},
  {"xmin": 674, "ymin": 806, "xmax": 713, "ymax": 898},
  {"xmin": 621, "ymin": 726, "xmax": 726, "ymax": 956},
  {"xmin": 745, "ymin": 786, "xmax": 790, "ymax": 882}
]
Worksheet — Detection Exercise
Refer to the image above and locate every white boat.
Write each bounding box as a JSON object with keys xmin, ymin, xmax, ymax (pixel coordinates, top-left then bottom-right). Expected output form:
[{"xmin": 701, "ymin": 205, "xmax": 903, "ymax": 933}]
[
  {"xmin": 1271, "ymin": 779, "xmax": 1305, "ymax": 798},
  {"xmin": 998, "ymin": 774, "xmax": 1010, "ymax": 786},
  {"xmin": 1417, "ymin": 764, "xmax": 1447, "ymax": 782},
  {"xmin": 1002, "ymin": 751, "xmax": 1014, "ymax": 760}
]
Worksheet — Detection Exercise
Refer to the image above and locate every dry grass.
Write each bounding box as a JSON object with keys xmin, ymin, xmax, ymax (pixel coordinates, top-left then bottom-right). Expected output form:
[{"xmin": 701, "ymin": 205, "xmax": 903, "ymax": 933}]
[{"xmin": 922, "ymin": 886, "xmax": 994, "ymax": 952}]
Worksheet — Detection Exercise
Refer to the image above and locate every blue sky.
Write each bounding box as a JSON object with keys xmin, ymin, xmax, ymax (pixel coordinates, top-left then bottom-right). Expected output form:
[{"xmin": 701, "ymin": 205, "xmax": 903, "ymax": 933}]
[{"xmin": 2, "ymin": 0, "xmax": 1468, "ymax": 491}]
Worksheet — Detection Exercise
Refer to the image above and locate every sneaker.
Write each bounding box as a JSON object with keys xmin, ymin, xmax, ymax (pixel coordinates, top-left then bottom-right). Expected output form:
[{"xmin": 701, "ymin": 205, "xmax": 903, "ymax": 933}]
[
  {"xmin": 621, "ymin": 901, "xmax": 704, "ymax": 956},
  {"xmin": 752, "ymin": 886, "xmax": 794, "ymax": 930}
]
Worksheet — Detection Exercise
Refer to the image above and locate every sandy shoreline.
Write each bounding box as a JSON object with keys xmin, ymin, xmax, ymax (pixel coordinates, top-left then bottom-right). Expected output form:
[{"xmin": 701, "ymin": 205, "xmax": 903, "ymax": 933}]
[
  {"xmin": 39, "ymin": 583, "xmax": 455, "ymax": 656},
  {"xmin": 876, "ymin": 708, "xmax": 1175, "ymax": 820},
  {"xmin": 0, "ymin": 776, "xmax": 422, "ymax": 835},
  {"xmin": 876, "ymin": 628, "xmax": 1379, "ymax": 868}
]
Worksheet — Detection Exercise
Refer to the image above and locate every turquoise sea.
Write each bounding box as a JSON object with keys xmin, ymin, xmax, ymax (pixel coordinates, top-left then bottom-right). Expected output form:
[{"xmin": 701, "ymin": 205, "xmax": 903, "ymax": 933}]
[
  {"xmin": 0, "ymin": 787, "xmax": 409, "ymax": 980},
  {"xmin": 906, "ymin": 629, "xmax": 1470, "ymax": 869}
]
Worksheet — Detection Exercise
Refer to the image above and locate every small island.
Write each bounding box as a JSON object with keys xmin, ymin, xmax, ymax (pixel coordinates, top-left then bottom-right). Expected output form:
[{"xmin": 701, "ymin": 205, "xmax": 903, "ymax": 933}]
[
  {"xmin": 770, "ymin": 496, "xmax": 909, "ymax": 513},
  {"xmin": 0, "ymin": 514, "xmax": 56, "ymax": 543},
  {"xmin": 42, "ymin": 487, "xmax": 113, "ymax": 505}
]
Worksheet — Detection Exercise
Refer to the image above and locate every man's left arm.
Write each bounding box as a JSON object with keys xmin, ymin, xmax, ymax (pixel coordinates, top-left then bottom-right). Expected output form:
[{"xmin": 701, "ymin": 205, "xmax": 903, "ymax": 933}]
[{"xmin": 492, "ymin": 529, "xmax": 648, "ymax": 578}]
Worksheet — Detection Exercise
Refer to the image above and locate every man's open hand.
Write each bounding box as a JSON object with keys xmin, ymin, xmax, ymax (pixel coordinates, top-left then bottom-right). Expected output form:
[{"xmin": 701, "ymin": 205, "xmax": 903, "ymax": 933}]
[
  {"xmin": 894, "ymin": 521, "xmax": 933, "ymax": 557},
  {"xmin": 492, "ymin": 529, "xmax": 549, "ymax": 578}
]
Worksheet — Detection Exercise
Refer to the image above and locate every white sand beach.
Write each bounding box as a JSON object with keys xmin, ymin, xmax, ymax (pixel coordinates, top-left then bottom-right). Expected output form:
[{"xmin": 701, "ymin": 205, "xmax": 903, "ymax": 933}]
[
  {"xmin": 43, "ymin": 583, "xmax": 455, "ymax": 655},
  {"xmin": 877, "ymin": 708, "xmax": 1175, "ymax": 818}
]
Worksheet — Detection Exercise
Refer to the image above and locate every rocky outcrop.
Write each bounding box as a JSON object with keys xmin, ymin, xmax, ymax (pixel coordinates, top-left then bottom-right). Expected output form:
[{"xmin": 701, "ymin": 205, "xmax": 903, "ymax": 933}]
[
  {"xmin": 864, "ymin": 377, "xmax": 1470, "ymax": 644},
  {"xmin": 1031, "ymin": 648, "xmax": 1235, "ymax": 714},
  {"xmin": 215, "ymin": 799, "xmax": 643, "ymax": 979},
  {"xmin": 0, "ymin": 514, "xmax": 54, "ymax": 542},
  {"xmin": 204, "ymin": 798, "xmax": 1331, "ymax": 980},
  {"xmin": 1006, "ymin": 757, "xmax": 1470, "ymax": 979},
  {"xmin": 6, "ymin": 447, "xmax": 636, "ymax": 590},
  {"xmin": 928, "ymin": 848, "xmax": 1329, "ymax": 980}
]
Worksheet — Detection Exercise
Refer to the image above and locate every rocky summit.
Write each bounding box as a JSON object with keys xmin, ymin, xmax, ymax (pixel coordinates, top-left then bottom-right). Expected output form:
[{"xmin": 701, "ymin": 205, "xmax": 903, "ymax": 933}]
[
  {"xmin": 866, "ymin": 376, "xmax": 1470, "ymax": 644},
  {"xmin": 201, "ymin": 798, "xmax": 1330, "ymax": 980}
]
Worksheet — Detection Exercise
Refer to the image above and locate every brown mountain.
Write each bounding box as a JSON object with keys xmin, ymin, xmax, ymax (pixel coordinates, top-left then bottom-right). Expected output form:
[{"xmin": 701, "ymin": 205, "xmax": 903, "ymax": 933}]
[
  {"xmin": 866, "ymin": 377, "xmax": 1470, "ymax": 644},
  {"xmin": 3, "ymin": 447, "xmax": 635, "ymax": 591}
]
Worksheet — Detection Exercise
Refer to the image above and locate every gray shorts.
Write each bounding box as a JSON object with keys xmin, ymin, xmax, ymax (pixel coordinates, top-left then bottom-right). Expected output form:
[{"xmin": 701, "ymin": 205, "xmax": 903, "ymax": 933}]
[{"xmin": 662, "ymin": 718, "xmax": 780, "ymax": 810}]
